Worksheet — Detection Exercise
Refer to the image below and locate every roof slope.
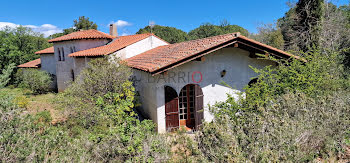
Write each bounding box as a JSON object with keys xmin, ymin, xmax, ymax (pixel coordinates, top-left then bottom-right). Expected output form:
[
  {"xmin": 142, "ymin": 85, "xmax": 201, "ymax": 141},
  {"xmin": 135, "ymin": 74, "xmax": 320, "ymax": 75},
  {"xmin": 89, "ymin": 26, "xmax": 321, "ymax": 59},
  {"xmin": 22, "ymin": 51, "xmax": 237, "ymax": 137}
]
[
  {"xmin": 125, "ymin": 33, "xmax": 299, "ymax": 75},
  {"xmin": 35, "ymin": 46, "xmax": 54, "ymax": 54},
  {"xmin": 17, "ymin": 58, "xmax": 41, "ymax": 68},
  {"xmin": 48, "ymin": 29, "xmax": 114, "ymax": 43},
  {"xmin": 69, "ymin": 33, "xmax": 155, "ymax": 57}
]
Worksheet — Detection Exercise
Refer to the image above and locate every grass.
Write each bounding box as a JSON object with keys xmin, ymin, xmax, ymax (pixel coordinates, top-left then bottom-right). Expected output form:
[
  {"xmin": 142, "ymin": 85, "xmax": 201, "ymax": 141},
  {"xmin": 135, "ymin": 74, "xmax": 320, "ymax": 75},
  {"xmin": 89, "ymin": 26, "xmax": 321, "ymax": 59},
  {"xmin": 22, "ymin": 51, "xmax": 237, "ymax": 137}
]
[{"xmin": 0, "ymin": 87, "xmax": 63, "ymax": 123}]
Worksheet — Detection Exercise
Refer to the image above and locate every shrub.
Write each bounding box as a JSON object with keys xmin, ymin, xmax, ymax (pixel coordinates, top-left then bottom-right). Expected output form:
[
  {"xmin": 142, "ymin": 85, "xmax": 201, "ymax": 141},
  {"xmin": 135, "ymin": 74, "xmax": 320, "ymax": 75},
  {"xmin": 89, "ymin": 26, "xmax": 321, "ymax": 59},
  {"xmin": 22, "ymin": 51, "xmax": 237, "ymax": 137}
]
[
  {"xmin": 55, "ymin": 57, "xmax": 170, "ymax": 162},
  {"xmin": 0, "ymin": 63, "xmax": 15, "ymax": 88},
  {"xmin": 13, "ymin": 95, "xmax": 29, "ymax": 109},
  {"xmin": 245, "ymin": 49, "xmax": 348, "ymax": 108},
  {"xmin": 197, "ymin": 49, "xmax": 350, "ymax": 162},
  {"xmin": 16, "ymin": 69, "xmax": 52, "ymax": 94}
]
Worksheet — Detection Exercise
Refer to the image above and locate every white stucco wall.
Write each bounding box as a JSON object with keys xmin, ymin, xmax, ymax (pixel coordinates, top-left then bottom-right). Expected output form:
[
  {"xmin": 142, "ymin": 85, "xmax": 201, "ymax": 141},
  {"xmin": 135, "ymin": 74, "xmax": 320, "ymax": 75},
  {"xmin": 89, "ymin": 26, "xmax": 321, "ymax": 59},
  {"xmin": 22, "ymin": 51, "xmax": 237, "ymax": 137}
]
[
  {"xmin": 55, "ymin": 39, "xmax": 110, "ymax": 92},
  {"xmin": 40, "ymin": 54, "xmax": 57, "ymax": 90},
  {"xmin": 111, "ymin": 36, "xmax": 168, "ymax": 59},
  {"xmin": 40, "ymin": 54, "xmax": 56, "ymax": 75},
  {"xmin": 133, "ymin": 47, "xmax": 276, "ymax": 133}
]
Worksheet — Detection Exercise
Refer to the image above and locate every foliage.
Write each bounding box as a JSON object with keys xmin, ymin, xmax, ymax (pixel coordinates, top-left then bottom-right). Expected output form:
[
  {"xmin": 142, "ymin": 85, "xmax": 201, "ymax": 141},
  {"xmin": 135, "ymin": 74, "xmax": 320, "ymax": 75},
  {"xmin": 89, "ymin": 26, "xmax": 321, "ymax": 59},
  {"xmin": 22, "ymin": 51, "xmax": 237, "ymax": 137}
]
[
  {"xmin": 188, "ymin": 21, "xmax": 249, "ymax": 40},
  {"xmin": 136, "ymin": 25, "xmax": 189, "ymax": 44},
  {"xmin": 16, "ymin": 69, "xmax": 52, "ymax": 94},
  {"xmin": 49, "ymin": 16, "xmax": 98, "ymax": 39},
  {"xmin": 0, "ymin": 63, "xmax": 15, "ymax": 88},
  {"xmin": 279, "ymin": 0, "xmax": 324, "ymax": 52},
  {"xmin": 0, "ymin": 26, "xmax": 50, "ymax": 78},
  {"xmin": 203, "ymin": 91, "xmax": 350, "ymax": 162},
  {"xmin": 245, "ymin": 49, "xmax": 347, "ymax": 108},
  {"xmin": 55, "ymin": 57, "xmax": 170, "ymax": 162},
  {"xmin": 251, "ymin": 23, "xmax": 284, "ymax": 50},
  {"xmin": 197, "ymin": 49, "xmax": 350, "ymax": 162}
]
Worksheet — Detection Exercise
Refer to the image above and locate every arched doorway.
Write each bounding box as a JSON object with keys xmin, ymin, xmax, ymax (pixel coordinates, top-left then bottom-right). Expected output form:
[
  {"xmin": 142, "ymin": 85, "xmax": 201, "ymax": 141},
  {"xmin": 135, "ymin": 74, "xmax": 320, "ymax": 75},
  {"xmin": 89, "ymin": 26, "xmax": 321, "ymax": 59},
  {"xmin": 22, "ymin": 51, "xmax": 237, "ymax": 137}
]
[
  {"xmin": 178, "ymin": 84, "xmax": 204, "ymax": 131},
  {"xmin": 165, "ymin": 86, "xmax": 179, "ymax": 131}
]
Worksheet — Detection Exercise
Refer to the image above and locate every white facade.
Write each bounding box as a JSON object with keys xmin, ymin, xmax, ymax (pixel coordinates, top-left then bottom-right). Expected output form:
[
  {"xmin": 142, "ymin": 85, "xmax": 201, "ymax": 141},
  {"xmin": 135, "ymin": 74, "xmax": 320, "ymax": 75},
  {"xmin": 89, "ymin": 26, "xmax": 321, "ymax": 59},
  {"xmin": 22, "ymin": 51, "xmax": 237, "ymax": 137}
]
[
  {"xmin": 40, "ymin": 54, "xmax": 57, "ymax": 90},
  {"xmin": 54, "ymin": 39, "xmax": 110, "ymax": 92},
  {"xmin": 133, "ymin": 47, "xmax": 276, "ymax": 133},
  {"xmin": 111, "ymin": 36, "xmax": 168, "ymax": 59}
]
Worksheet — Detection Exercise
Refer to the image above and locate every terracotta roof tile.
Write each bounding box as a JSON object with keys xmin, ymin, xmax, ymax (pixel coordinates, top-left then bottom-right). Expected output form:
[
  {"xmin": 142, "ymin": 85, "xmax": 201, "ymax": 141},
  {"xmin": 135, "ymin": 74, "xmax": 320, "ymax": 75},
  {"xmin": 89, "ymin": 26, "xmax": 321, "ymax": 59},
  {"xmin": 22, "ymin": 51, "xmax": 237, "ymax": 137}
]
[
  {"xmin": 125, "ymin": 32, "xmax": 299, "ymax": 74},
  {"xmin": 17, "ymin": 58, "xmax": 41, "ymax": 68},
  {"xmin": 35, "ymin": 46, "xmax": 54, "ymax": 54},
  {"xmin": 48, "ymin": 29, "xmax": 114, "ymax": 43},
  {"xmin": 125, "ymin": 33, "xmax": 240, "ymax": 73},
  {"xmin": 69, "ymin": 33, "xmax": 155, "ymax": 57}
]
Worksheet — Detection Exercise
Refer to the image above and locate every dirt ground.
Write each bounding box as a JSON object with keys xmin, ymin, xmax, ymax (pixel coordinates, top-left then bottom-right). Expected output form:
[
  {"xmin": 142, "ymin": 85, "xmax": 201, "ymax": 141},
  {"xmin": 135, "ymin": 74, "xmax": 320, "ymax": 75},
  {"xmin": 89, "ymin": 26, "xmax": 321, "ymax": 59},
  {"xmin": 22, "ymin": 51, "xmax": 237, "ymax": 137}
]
[{"xmin": 1, "ymin": 88, "xmax": 63, "ymax": 123}]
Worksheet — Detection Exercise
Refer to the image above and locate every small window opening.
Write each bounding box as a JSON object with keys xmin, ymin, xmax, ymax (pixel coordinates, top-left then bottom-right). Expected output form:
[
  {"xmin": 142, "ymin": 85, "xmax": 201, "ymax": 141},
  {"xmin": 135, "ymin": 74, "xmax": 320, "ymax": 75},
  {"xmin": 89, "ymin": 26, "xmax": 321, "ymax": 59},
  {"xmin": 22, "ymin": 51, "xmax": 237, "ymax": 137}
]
[
  {"xmin": 61, "ymin": 47, "xmax": 65, "ymax": 61},
  {"xmin": 71, "ymin": 69, "xmax": 75, "ymax": 81},
  {"xmin": 58, "ymin": 48, "xmax": 61, "ymax": 61},
  {"xmin": 248, "ymin": 78, "xmax": 258, "ymax": 87}
]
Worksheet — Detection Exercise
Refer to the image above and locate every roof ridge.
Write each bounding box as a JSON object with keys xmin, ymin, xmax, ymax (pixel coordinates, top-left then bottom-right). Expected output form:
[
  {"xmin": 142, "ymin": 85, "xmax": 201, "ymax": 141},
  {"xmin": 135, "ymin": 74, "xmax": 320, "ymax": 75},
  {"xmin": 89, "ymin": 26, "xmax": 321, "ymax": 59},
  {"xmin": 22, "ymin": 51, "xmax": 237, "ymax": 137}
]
[
  {"xmin": 48, "ymin": 29, "xmax": 114, "ymax": 43},
  {"xmin": 167, "ymin": 32, "xmax": 240, "ymax": 46}
]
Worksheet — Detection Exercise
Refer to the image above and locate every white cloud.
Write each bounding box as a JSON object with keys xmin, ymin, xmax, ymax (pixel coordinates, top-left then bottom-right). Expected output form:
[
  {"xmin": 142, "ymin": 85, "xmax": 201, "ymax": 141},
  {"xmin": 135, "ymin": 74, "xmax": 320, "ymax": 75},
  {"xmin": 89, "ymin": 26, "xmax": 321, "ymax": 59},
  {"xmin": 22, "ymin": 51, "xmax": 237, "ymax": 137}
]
[
  {"xmin": 110, "ymin": 20, "xmax": 132, "ymax": 28},
  {"xmin": 0, "ymin": 22, "xmax": 62, "ymax": 37}
]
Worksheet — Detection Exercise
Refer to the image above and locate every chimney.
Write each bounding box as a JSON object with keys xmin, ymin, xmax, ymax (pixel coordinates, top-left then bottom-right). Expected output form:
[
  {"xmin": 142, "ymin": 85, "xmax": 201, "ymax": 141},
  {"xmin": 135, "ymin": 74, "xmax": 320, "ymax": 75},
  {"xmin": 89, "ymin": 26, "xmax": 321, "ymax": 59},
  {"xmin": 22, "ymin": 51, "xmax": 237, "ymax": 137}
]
[{"xmin": 109, "ymin": 24, "xmax": 118, "ymax": 37}]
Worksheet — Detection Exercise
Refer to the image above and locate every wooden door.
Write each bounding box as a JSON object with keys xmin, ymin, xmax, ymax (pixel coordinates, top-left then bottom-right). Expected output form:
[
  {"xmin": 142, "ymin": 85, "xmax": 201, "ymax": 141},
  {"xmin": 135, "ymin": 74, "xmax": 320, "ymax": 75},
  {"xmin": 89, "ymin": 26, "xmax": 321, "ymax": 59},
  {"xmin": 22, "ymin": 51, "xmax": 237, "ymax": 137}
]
[
  {"xmin": 179, "ymin": 85, "xmax": 196, "ymax": 130},
  {"xmin": 194, "ymin": 84, "xmax": 204, "ymax": 131},
  {"xmin": 165, "ymin": 86, "xmax": 179, "ymax": 131}
]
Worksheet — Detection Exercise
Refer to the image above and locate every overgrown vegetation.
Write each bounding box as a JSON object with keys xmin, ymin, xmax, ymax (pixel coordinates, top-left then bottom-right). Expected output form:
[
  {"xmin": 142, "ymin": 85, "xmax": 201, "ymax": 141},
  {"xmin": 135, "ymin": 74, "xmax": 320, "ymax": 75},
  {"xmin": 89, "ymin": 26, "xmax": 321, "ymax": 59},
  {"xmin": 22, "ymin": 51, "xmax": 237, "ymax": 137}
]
[
  {"xmin": 1, "ymin": 0, "xmax": 350, "ymax": 162},
  {"xmin": 15, "ymin": 69, "xmax": 52, "ymax": 94}
]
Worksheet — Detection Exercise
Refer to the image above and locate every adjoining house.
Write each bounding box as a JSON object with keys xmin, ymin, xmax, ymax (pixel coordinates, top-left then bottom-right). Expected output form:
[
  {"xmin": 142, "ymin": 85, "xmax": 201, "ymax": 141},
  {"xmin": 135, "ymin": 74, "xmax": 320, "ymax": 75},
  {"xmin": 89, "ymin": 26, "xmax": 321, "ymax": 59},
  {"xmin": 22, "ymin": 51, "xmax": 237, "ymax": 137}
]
[{"xmin": 19, "ymin": 24, "xmax": 298, "ymax": 133}]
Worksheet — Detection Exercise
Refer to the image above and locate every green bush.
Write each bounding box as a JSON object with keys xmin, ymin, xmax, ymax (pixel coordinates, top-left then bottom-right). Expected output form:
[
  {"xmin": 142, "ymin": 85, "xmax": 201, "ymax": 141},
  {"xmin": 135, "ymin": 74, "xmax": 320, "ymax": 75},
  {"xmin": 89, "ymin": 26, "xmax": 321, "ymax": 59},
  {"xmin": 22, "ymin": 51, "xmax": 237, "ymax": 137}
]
[
  {"xmin": 16, "ymin": 69, "xmax": 52, "ymax": 94},
  {"xmin": 197, "ymin": 50, "xmax": 350, "ymax": 162},
  {"xmin": 0, "ymin": 63, "xmax": 15, "ymax": 88}
]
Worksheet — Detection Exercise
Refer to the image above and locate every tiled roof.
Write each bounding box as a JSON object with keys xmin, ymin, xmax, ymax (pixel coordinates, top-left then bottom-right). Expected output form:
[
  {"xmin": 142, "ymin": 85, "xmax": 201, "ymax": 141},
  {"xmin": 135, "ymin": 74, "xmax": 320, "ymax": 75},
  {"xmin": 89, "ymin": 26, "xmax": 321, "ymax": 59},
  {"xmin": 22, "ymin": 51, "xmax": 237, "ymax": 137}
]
[
  {"xmin": 125, "ymin": 32, "xmax": 299, "ymax": 74},
  {"xmin": 35, "ymin": 46, "xmax": 54, "ymax": 54},
  {"xmin": 48, "ymin": 29, "xmax": 114, "ymax": 43},
  {"xmin": 69, "ymin": 33, "xmax": 155, "ymax": 57},
  {"xmin": 17, "ymin": 58, "xmax": 41, "ymax": 68}
]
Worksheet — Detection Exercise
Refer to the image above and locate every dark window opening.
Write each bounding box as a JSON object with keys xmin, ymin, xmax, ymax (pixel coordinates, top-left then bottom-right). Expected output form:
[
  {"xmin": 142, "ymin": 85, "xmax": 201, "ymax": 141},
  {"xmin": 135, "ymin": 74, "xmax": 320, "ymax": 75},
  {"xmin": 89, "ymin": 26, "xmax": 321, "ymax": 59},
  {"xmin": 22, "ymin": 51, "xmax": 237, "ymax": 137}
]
[
  {"xmin": 61, "ymin": 47, "xmax": 65, "ymax": 61},
  {"xmin": 71, "ymin": 69, "xmax": 75, "ymax": 81},
  {"xmin": 58, "ymin": 48, "xmax": 61, "ymax": 61},
  {"xmin": 248, "ymin": 78, "xmax": 258, "ymax": 87}
]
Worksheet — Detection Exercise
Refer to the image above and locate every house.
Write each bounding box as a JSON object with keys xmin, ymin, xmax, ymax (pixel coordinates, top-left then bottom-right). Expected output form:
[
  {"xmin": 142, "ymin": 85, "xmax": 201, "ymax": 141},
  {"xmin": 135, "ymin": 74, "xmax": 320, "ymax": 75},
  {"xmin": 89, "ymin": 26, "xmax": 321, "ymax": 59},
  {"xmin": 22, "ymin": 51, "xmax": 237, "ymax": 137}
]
[{"xmin": 19, "ymin": 24, "xmax": 298, "ymax": 133}]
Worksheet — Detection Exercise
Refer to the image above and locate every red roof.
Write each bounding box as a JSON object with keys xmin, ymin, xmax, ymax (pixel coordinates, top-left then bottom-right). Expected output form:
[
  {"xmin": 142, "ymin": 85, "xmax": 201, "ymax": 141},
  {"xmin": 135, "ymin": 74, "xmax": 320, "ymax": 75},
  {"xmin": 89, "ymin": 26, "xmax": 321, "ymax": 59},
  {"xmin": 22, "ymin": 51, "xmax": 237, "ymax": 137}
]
[
  {"xmin": 17, "ymin": 58, "xmax": 41, "ymax": 68},
  {"xmin": 48, "ymin": 29, "xmax": 114, "ymax": 43},
  {"xmin": 35, "ymin": 46, "xmax": 54, "ymax": 54},
  {"xmin": 69, "ymin": 33, "xmax": 158, "ymax": 57},
  {"xmin": 125, "ymin": 32, "xmax": 300, "ymax": 75}
]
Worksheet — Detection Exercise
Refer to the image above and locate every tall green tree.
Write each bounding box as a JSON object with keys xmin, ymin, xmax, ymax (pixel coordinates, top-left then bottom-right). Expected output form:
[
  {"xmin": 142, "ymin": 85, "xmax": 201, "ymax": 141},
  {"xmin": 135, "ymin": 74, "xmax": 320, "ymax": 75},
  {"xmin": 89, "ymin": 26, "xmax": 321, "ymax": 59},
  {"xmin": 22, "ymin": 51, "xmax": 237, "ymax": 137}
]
[
  {"xmin": 0, "ymin": 26, "xmax": 50, "ymax": 70},
  {"xmin": 279, "ymin": 0, "xmax": 324, "ymax": 52},
  {"xmin": 49, "ymin": 16, "xmax": 98, "ymax": 39},
  {"xmin": 188, "ymin": 21, "xmax": 249, "ymax": 40},
  {"xmin": 136, "ymin": 25, "xmax": 188, "ymax": 44},
  {"xmin": 251, "ymin": 23, "xmax": 284, "ymax": 50}
]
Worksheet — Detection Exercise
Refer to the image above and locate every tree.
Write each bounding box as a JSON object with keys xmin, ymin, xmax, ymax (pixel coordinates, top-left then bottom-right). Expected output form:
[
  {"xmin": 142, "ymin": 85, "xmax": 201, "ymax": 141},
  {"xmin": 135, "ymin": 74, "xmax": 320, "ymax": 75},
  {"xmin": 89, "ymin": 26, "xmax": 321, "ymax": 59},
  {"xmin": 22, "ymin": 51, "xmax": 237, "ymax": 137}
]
[
  {"xmin": 188, "ymin": 21, "xmax": 249, "ymax": 40},
  {"xmin": 136, "ymin": 25, "xmax": 188, "ymax": 44},
  {"xmin": 279, "ymin": 0, "xmax": 324, "ymax": 52},
  {"xmin": 0, "ymin": 63, "xmax": 15, "ymax": 88},
  {"xmin": 49, "ymin": 16, "xmax": 98, "ymax": 39},
  {"xmin": 251, "ymin": 23, "xmax": 284, "ymax": 50},
  {"xmin": 0, "ymin": 26, "xmax": 51, "ymax": 83}
]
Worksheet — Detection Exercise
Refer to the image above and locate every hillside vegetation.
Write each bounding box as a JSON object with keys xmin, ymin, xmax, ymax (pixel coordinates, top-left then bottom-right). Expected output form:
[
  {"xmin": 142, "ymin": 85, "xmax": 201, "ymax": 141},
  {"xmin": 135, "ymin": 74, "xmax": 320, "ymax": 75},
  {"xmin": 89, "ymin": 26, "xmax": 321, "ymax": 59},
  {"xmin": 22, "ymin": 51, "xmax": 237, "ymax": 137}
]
[{"xmin": 1, "ymin": 0, "xmax": 350, "ymax": 162}]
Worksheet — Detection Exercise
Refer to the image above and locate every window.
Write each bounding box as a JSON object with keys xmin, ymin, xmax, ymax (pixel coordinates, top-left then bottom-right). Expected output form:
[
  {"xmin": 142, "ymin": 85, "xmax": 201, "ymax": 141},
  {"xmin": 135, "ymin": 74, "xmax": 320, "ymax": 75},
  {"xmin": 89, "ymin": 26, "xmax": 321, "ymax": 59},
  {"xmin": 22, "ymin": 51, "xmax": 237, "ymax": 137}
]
[
  {"xmin": 179, "ymin": 85, "xmax": 195, "ymax": 120},
  {"xmin": 179, "ymin": 88, "xmax": 187, "ymax": 120},
  {"xmin": 70, "ymin": 47, "xmax": 73, "ymax": 53},
  {"xmin": 58, "ymin": 48, "xmax": 61, "ymax": 61},
  {"xmin": 248, "ymin": 78, "xmax": 258, "ymax": 87},
  {"xmin": 73, "ymin": 46, "xmax": 76, "ymax": 52},
  {"xmin": 61, "ymin": 47, "xmax": 65, "ymax": 61},
  {"xmin": 71, "ymin": 69, "xmax": 75, "ymax": 81}
]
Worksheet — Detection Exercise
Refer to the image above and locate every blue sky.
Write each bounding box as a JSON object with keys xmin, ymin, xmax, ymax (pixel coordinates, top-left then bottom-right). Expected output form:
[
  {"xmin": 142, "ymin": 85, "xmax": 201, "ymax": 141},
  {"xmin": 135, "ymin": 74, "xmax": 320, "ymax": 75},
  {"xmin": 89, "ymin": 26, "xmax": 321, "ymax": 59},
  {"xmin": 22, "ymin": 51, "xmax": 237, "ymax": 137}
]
[{"xmin": 0, "ymin": 0, "xmax": 348, "ymax": 37}]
